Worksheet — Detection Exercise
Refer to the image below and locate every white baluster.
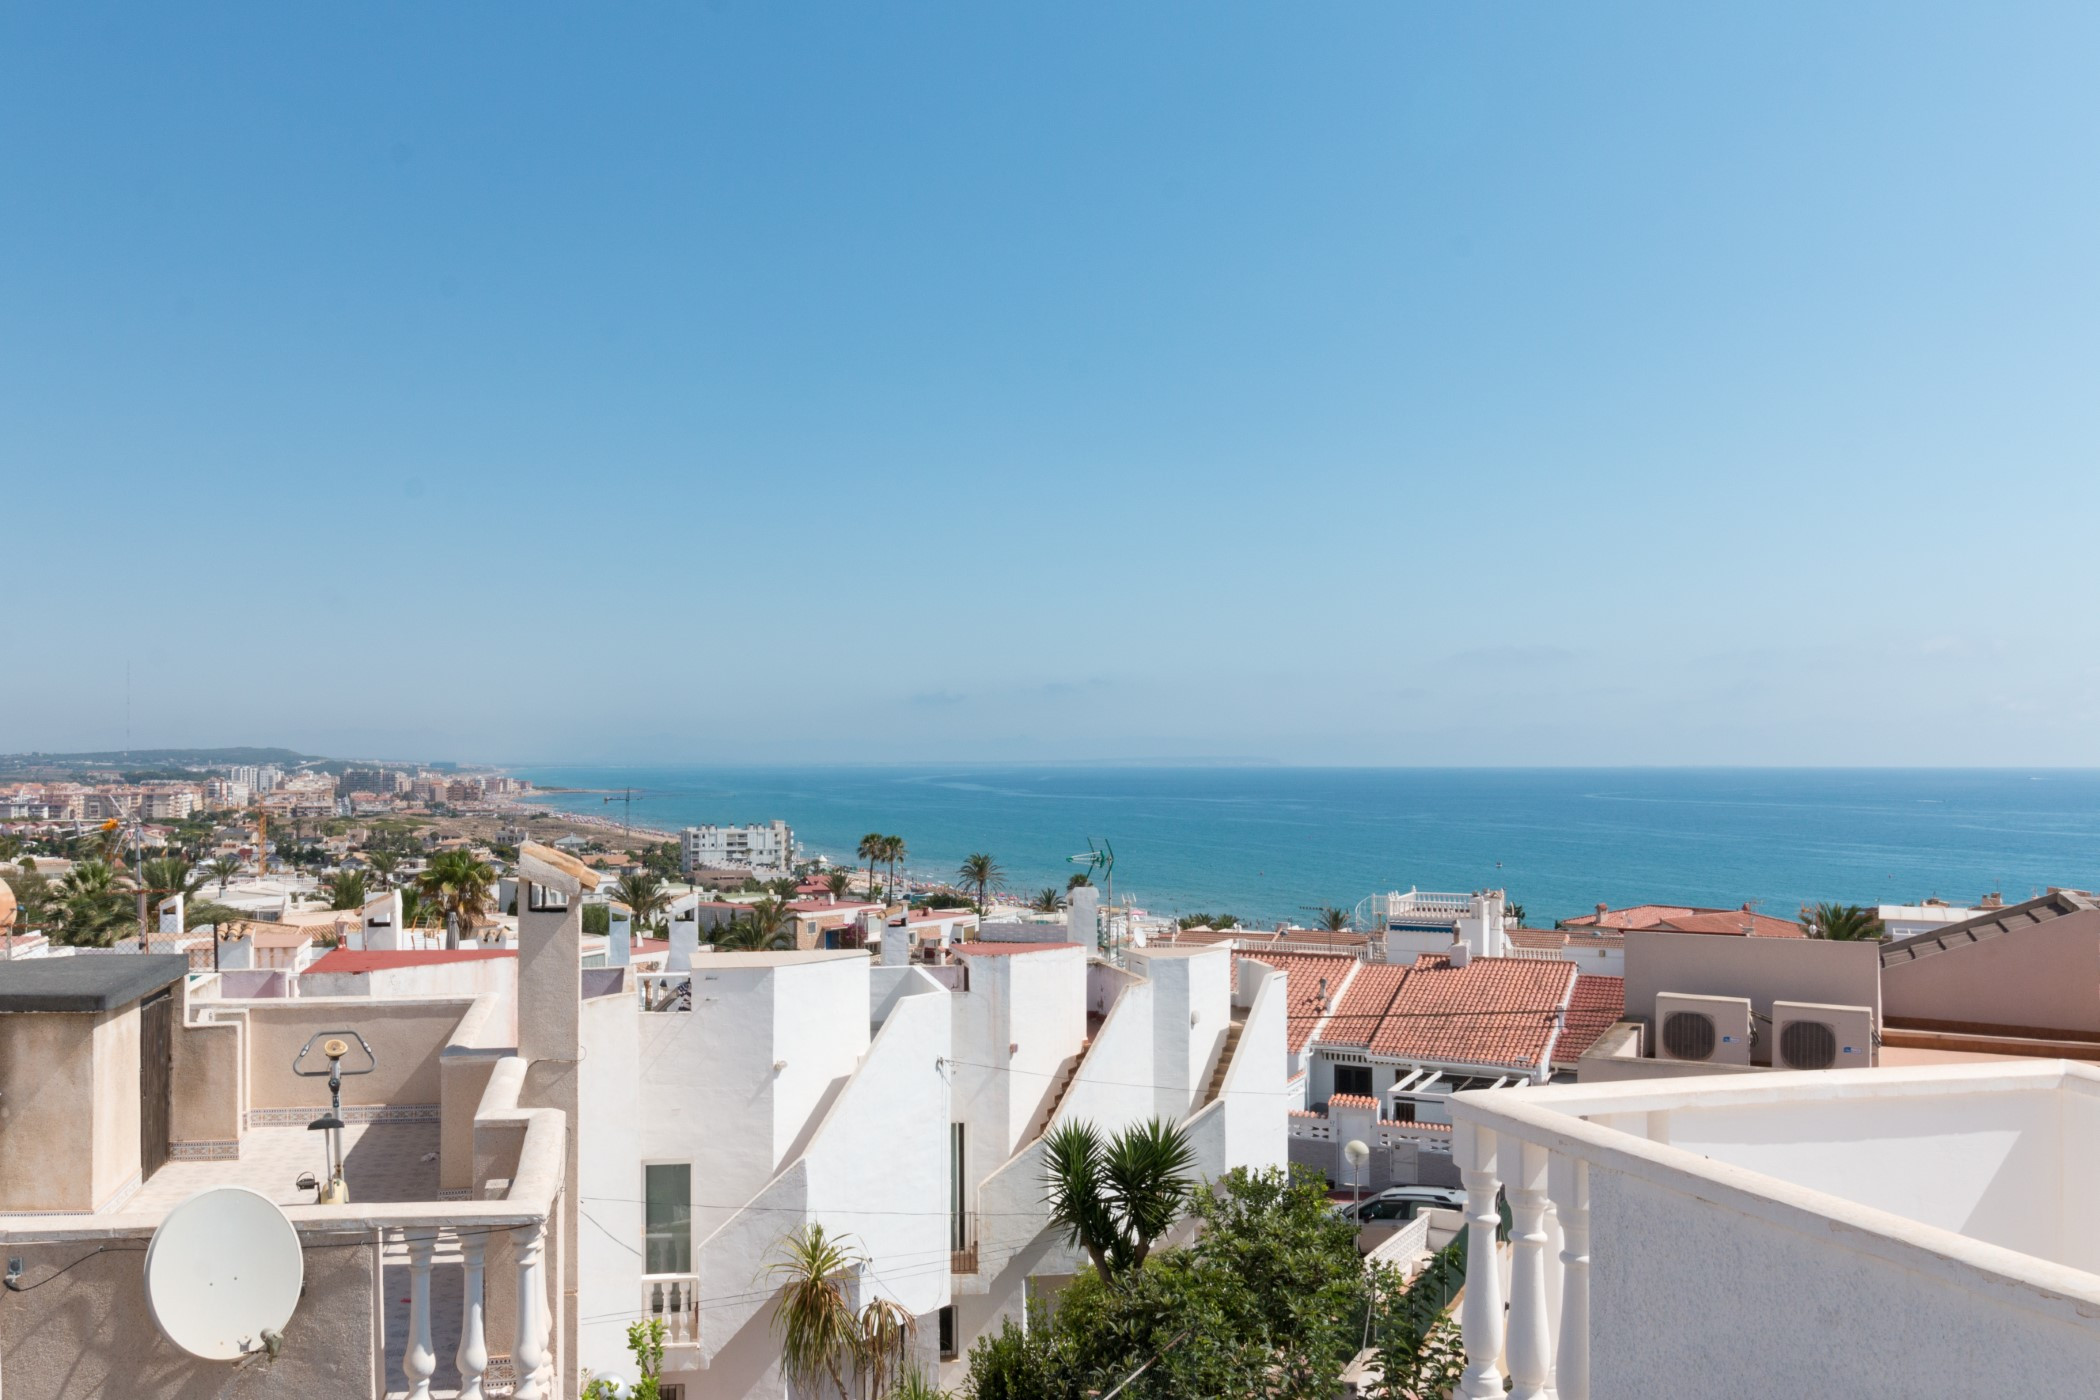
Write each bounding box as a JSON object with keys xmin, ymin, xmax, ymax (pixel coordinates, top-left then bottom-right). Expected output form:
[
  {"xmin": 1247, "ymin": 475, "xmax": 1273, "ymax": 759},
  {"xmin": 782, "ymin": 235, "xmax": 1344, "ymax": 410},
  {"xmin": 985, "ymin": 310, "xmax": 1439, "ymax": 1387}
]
[
  {"xmin": 457, "ymin": 1231, "xmax": 489, "ymax": 1400},
  {"xmin": 1549, "ymin": 1154, "xmax": 1591, "ymax": 1400},
  {"xmin": 403, "ymin": 1229, "xmax": 438, "ymax": 1400},
  {"xmin": 1506, "ymin": 1141, "xmax": 1554, "ymax": 1400},
  {"xmin": 512, "ymin": 1222, "xmax": 548, "ymax": 1400},
  {"xmin": 1456, "ymin": 1121, "xmax": 1506, "ymax": 1399}
]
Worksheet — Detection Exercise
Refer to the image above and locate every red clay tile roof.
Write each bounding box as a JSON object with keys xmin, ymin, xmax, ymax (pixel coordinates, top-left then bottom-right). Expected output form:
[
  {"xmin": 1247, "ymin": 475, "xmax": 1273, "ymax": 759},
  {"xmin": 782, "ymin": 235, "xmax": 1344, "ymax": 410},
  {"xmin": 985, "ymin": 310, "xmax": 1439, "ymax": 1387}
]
[
  {"xmin": 1656, "ymin": 910, "xmax": 1804, "ymax": 938},
  {"xmin": 1328, "ymin": 1093, "xmax": 1380, "ymax": 1110},
  {"xmin": 1367, "ymin": 955, "xmax": 1576, "ymax": 1072},
  {"xmin": 1239, "ymin": 950, "xmax": 1361, "ymax": 1053},
  {"xmin": 1562, "ymin": 903, "xmax": 1799, "ymax": 938},
  {"xmin": 1319, "ymin": 962, "xmax": 1409, "ymax": 1049},
  {"xmin": 306, "ymin": 948, "xmax": 514, "ymax": 975},
  {"xmin": 1561, "ymin": 903, "xmax": 1698, "ymax": 930},
  {"xmin": 1555, "ymin": 975, "xmax": 1626, "ymax": 1067}
]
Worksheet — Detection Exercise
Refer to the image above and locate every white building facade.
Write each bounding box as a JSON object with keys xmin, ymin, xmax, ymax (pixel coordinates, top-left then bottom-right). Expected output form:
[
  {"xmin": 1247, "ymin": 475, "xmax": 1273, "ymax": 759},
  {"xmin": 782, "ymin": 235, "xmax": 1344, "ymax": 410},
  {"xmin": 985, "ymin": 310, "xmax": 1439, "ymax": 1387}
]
[{"xmin": 680, "ymin": 821, "xmax": 796, "ymax": 876}]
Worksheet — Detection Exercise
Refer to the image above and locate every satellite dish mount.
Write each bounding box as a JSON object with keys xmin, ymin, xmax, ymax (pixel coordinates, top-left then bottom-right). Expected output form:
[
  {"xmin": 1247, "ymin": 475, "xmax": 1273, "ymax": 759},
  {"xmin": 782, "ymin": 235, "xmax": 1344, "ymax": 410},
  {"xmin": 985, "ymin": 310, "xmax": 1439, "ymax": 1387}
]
[{"xmin": 291, "ymin": 1029, "xmax": 376, "ymax": 1204}]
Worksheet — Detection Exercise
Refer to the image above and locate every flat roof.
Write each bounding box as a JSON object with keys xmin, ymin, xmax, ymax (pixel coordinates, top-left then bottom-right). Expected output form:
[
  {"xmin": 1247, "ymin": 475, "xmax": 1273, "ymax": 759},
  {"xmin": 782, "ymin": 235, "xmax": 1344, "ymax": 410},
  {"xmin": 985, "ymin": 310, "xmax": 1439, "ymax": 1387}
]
[
  {"xmin": 694, "ymin": 949, "xmax": 868, "ymax": 968},
  {"xmin": 306, "ymin": 948, "xmax": 515, "ymax": 975},
  {"xmin": 0, "ymin": 954, "xmax": 189, "ymax": 1012},
  {"xmin": 951, "ymin": 941, "xmax": 1081, "ymax": 957}
]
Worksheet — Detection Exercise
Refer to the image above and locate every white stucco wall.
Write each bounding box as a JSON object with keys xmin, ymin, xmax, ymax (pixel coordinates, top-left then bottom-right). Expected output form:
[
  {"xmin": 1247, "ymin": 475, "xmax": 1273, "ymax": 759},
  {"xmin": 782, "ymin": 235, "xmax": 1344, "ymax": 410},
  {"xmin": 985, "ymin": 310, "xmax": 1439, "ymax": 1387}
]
[
  {"xmin": 1589, "ymin": 1162, "xmax": 2100, "ymax": 1397},
  {"xmin": 577, "ymin": 986, "xmax": 643, "ymax": 1378}
]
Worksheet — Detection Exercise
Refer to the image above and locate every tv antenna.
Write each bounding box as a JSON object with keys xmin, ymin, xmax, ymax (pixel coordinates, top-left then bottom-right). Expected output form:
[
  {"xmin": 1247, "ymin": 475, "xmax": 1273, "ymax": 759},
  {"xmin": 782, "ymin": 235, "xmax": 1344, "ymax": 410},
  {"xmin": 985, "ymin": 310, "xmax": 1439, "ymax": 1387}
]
[
  {"xmin": 291, "ymin": 1029, "xmax": 376, "ymax": 1204},
  {"xmin": 144, "ymin": 1186, "xmax": 303, "ymax": 1360},
  {"xmin": 1067, "ymin": 839, "xmax": 1115, "ymax": 955}
]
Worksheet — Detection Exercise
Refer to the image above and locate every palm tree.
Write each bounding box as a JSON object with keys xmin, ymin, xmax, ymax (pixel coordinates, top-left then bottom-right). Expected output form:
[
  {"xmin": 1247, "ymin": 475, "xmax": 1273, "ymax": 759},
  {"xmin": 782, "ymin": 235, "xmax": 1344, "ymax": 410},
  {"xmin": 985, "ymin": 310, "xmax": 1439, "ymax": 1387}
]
[
  {"xmin": 54, "ymin": 861, "xmax": 136, "ymax": 948},
  {"xmin": 1066, "ymin": 872, "xmax": 1091, "ymax": 891},
  {"xmin": 1040, "ymin": 1117, "xmax": 1196, "ymax": 1284},
  {"xmin": 400, "ymin": 888, "xmax": 438, "ymax": 931},
  {"xmin": 1317, "ymin": 906, "xmax": 1351, "ymax": 932},
  {"xmin": 320, "ymin": 869, "xmax": 369, "ymax": 911},
  {"xmin": 418, "ymin": 849, "xmax": 495, "ymax": 949},
  {"xmin": 206, "ymin": 855, "xmax": 241, "ymax": 893},
  {"xmin": 140, "ymin": 855, "xmax": 205, "ymax": 900},
  {"xmin": 881, "ymin": 835, "xmax": 908, "ymax": 902},
  {"xmin": 956, "ymin": 853, "xmax": 1002, "ymax": 914},
  {"xmin": 857, "ymin": 833, "xmax": 886, "ymax": 903},
  {"xmin": 769, "ymin": 1224, "xmax": 861, "ymax": 1399},
  {"xmin": 1507, "ymin": 902, "xmax": 1528, "ymax": 926},
  {"xmin": 1031, "ymin": 887, "xmax": 1064, "ymax": 913},
  {"xmin": 1802, "ymin": 902, "xmax": 1885, "ymax": 941},
  {"xmin": 365, "ymin": 851, "xmax": 401, "ymax": 889},
  {"xmin": 824, "ymin": 869, "xmax": 852, "ymax": 900},
  {"xmin": 612, "ymin": 872, "xmax": 673, "ymax": 933},
  {"xmin": 768, "ymin": 1224, "xmax": 918, "ymax": 1400}
]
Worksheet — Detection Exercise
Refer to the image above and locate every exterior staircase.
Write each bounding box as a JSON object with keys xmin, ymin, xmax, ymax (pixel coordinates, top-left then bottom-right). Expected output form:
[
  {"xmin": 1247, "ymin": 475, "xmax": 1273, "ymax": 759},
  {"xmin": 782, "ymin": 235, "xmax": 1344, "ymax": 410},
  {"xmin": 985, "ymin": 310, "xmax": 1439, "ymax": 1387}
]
[{"xmin": 1202, "ymin": 1019, "xmax": 1245, "ymax": 1107}]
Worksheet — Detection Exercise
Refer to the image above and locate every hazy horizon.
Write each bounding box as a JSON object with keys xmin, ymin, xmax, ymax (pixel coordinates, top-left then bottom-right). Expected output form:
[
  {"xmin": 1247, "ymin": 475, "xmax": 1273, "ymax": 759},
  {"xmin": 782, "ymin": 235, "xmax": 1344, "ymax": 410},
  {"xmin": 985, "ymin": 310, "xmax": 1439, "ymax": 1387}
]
[{"xmin": 7, "ymin": 3, "xmax": 2098, "ymax": 766}]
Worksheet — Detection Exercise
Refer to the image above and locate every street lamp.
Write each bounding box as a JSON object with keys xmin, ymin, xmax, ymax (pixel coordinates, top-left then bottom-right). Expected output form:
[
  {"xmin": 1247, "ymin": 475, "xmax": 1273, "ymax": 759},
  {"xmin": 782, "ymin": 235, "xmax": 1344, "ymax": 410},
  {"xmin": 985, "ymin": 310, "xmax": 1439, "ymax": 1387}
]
[{"xmin": 1344, "ymin": 1137, "xmax": 1370, "ymax": 1250}]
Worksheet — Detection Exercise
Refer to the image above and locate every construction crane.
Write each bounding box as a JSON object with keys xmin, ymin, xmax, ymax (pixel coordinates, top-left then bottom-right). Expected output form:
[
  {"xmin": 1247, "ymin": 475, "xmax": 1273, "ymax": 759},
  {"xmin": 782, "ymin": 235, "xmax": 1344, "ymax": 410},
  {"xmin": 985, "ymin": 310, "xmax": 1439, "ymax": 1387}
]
[
  {"xmin": 603, "ymin": 787, "xmax": 646, "ymax": 837},
  {"xmin": 1067, "ymin": 839, "xmax": 1115, "ymax": 955}
]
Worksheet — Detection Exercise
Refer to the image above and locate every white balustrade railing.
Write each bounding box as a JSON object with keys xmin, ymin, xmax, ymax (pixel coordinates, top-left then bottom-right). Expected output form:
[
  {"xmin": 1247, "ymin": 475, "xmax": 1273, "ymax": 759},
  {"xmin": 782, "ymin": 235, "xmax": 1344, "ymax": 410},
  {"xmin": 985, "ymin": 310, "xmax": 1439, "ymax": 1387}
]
[
  {"xmin": 1447, "ymin": 1111, "xmax": 1597, "ymax": 1400},
  {"xmin": 642, "ymin": 1272, "xmax": 702, "ymax": 1347}
]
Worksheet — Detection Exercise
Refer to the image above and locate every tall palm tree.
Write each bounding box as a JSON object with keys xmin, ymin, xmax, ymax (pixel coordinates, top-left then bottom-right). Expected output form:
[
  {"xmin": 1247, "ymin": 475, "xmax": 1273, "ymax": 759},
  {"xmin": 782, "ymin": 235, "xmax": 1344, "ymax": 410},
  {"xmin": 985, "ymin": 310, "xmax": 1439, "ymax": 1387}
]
[
  {"xmin": 1040, "ymin": 1117, "xmax": 1196, "ymax": 1284},
  {"xmin": 418, "ymin": 849, "xmax": 495, "ymax": 949},
  {"xmin": 612, "ymin": 872, "xmax": 673, "ymax": 933},
  {"xmin": 206, "ymin": 855, "xmax": 241, "ymax": 893},
  {"xmin": 711, "ymin": 916, "xmax": 796, "ymax": 952},
  {"xmin": 320, "ymin": 869, "xmax": 369, "ymax": 911},
  {"xmin": 1802, "ymin": 902, "xmax": 1885, "ymax": 941},
  {"xmin": 54, "ymin": 860, "xmax": 136, "ymax": 948},
  {"xmin": 881, "ymin": 835, "xmax": 908, "ymax": 902},
  {"xmin": 365, "ymin": 851, "xmax": 401, "ymax": 889},
  {"xmin": 856, "ymin": 833, "xmax": 886, "ymax": 903},
  {"xmin": 139, "ymin": 856, "xmax": 206, "ymax": 910},
  {"xmin": 956, "ymin": 853, "xmax": 1002, "ymax": 914}
]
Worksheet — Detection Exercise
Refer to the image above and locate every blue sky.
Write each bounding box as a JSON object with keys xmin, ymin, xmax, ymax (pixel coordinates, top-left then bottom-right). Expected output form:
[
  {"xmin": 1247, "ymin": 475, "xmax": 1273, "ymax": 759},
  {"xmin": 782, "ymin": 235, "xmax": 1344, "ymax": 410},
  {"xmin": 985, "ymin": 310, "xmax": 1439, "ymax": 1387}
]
[{"xmin": 4, "ymin": 3, "xmax": 2097, "ymax": 765}]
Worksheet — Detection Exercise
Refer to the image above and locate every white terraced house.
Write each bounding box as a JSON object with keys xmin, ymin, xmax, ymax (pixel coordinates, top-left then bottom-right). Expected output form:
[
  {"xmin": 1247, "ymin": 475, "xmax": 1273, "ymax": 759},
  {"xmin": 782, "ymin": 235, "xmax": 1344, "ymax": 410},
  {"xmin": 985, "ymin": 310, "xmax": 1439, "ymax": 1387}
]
[{"xmin": 0, "ymin": 841, "xmax": 1289, "ymax": 1399}]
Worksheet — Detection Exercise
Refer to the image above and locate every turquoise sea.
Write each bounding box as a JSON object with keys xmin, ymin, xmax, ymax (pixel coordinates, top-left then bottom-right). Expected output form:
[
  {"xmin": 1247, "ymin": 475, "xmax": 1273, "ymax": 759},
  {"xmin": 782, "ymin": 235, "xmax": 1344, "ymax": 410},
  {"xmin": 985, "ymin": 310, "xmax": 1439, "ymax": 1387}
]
[{"xmin": 510, "ymin": 766, "xmax": 2100, "ymax": 929}]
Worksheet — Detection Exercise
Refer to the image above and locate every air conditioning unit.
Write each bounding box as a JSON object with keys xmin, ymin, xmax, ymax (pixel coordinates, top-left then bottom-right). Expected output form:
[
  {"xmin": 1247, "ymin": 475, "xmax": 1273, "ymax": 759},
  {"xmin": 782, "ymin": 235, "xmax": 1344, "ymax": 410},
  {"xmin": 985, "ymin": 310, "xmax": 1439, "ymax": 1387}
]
[
  {"xmin": 1772, "ymin": 1001, "xmax": 1876, "ymax": 1070},
  {"xmin": 1654, "ymin": 993, "xmax": 1753, "ymax": 1066}
]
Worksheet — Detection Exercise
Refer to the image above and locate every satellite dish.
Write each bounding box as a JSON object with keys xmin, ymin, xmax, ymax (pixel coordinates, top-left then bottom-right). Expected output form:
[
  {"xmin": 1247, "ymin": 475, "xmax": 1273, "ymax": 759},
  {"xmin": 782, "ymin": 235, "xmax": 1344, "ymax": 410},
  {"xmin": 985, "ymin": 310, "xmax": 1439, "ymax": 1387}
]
[{"xmin": 144, "ymin": 1186, "xmax": 304, "ymax": 1359}]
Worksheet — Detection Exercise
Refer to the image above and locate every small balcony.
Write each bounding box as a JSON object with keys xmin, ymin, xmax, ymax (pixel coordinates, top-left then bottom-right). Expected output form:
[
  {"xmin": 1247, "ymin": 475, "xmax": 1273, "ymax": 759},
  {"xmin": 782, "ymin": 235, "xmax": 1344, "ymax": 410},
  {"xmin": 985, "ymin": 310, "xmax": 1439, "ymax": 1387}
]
[
  {"xmin": 641, "ymin": 1273, "xmax": 701, "ymax": 1349},
  {"xmin": 950, "ymin": 1211, "xmax": 979, "ymax": 1275}
]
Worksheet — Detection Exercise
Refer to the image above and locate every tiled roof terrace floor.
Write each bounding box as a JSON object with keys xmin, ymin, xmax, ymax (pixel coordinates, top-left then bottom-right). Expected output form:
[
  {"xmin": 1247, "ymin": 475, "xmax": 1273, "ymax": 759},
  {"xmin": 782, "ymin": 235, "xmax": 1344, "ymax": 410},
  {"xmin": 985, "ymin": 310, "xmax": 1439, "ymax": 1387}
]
[{"xmin": 124, "ymin": 1121, "xmax": 442, "ymax": 1214}]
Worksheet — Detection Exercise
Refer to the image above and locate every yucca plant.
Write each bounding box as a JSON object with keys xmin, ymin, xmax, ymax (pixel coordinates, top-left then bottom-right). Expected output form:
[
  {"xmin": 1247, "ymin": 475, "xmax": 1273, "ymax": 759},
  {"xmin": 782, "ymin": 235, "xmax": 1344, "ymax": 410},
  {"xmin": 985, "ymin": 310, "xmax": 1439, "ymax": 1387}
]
[
  {"xmin": 771, "ymin": 1224, "xmax": 863, "ymax": 1399},
  {"xmin": 1041, "ymin": 1118, "xmax": 1196, "ymax": 1283}
]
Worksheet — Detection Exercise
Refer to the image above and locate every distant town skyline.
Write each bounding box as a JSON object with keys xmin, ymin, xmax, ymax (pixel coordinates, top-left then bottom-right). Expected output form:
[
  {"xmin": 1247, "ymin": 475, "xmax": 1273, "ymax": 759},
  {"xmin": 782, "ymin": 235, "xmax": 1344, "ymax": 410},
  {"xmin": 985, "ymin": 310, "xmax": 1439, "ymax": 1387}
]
[{"xmin": 6, "ymin": 3, "xmax": 2098, "ymax": 765}]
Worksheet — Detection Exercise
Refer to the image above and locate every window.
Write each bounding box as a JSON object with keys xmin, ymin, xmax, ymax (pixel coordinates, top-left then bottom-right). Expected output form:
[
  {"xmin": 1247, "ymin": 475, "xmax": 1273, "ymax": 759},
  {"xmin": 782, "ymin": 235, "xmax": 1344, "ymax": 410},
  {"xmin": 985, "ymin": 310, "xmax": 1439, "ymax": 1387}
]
[
  {"xmin": 645, "ymin": 1163, "xmax": 692, "ymax": 1274},
  {"xmin": 950, "ymin": 1124, "xmax": 967, "ymax": 1250},
  {"xmin": 527, "ymin": 882, "xmax": 570, "ymax": 913},
  {"xmin": 1333, "ymin": 1064, "xmax": 1372, "ymax": 1099},
  {"xmin": 938, "ymin": 1305, "xmax": 958, "ymax": 1361}
]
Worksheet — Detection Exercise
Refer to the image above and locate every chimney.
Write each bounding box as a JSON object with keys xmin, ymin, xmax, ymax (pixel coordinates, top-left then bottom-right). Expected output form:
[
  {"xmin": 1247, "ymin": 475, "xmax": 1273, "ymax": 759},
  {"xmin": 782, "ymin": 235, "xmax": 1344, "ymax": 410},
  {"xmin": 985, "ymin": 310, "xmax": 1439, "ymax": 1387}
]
[
  {"xmin": 1448, "ymin": 936, "xmax": 1470, "ymax": 968},
  {"xmin": 1317, "ymin": 975, "xmax": 1329, "ymax": 1011},
  {"xmin": 1595, "ymin": 902, "xmax": 1609, "ymax": 920},
  {"xmin": 1982, "ymin": 892, "xmax": 2003, "ymax": 910}
]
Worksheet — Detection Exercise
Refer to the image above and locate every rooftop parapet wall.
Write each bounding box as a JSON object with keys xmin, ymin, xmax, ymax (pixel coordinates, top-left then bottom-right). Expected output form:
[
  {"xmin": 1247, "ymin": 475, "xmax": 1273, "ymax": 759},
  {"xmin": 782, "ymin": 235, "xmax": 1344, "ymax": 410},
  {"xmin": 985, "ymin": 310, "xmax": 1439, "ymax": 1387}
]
[
  {"xmin": 1447, "ymin": 1061, "xmax": 2100, "ymax": 1400},
  {"xmin": 2, "ymin": 1050, "xmax": 570, "ymax": 1400}
]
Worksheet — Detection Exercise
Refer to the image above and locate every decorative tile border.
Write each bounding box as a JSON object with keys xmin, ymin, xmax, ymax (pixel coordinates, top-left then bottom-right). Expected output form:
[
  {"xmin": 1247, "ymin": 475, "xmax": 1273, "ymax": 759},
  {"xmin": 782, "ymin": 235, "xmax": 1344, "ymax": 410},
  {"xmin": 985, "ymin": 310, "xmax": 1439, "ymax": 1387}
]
[
  {"xmin": 169, "ymin": 1139, "xmax": 241, "ymax": 1161},
  {"xmin": 245, "ymin": 1102, "xmax": 440, "ymax": 1128}
]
